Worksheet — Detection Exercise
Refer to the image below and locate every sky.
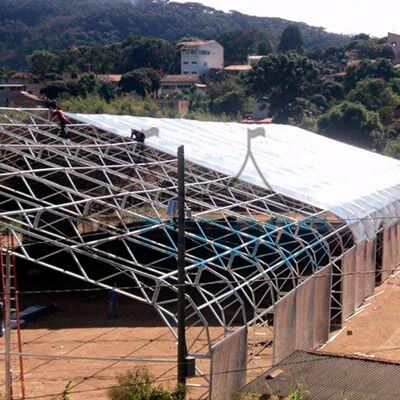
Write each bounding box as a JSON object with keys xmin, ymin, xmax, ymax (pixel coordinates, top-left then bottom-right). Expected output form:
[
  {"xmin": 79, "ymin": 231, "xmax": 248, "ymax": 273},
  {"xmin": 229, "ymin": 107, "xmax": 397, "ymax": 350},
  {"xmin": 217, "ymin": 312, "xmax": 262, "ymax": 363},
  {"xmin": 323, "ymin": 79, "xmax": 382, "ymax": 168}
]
[{"xmin": 173, "ymin": 0, "xmax": 400, "ymax": 37}]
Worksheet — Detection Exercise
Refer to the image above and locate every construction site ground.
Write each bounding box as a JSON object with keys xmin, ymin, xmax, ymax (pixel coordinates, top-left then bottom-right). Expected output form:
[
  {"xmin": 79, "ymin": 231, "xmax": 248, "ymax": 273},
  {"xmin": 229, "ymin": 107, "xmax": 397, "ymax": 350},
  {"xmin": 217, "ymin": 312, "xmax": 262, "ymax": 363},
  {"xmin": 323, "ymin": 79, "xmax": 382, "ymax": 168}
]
[
  {"xmin": 0, "ymin": 292, "xmax": 221, "ymax": 400},
  {"xmin": 323, "ymin": 269, "xmax": 400, "ymax": 361},
  {"xmin": 3, "ymin": 269, "xmax": 399, "ymax": 399}
]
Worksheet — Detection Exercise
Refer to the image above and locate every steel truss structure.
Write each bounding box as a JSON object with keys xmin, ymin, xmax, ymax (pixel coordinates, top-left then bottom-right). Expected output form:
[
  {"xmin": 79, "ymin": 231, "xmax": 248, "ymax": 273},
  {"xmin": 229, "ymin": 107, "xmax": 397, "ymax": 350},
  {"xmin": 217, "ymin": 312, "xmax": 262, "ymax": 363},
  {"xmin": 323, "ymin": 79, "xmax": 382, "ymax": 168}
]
[{"xmin": 0, "ymin": 108, "xmax": 355, "ymax": 390}]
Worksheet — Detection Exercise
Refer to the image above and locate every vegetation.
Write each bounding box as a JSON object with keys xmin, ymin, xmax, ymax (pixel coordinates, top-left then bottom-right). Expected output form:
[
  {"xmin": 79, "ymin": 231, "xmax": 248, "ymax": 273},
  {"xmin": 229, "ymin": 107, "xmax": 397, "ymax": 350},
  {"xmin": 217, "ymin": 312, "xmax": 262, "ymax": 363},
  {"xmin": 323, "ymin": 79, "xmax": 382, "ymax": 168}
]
[
  {"xmin": 108, "ymin": 369, "xmax": 183, "ymax": 400},
  {"xmin": 0, "ymin": 0, "xmax": 348, "ymax": 69}
]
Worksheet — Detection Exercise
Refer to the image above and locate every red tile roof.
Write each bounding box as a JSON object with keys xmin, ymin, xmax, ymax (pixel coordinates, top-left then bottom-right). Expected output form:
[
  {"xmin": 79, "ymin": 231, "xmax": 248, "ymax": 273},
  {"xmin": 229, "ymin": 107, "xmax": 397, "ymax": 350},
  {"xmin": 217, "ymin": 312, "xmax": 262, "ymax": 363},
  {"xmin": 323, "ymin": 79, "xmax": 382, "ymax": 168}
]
[{"xmin": 160, "ymin": 74, "xmax": 200, "ymax": 84}]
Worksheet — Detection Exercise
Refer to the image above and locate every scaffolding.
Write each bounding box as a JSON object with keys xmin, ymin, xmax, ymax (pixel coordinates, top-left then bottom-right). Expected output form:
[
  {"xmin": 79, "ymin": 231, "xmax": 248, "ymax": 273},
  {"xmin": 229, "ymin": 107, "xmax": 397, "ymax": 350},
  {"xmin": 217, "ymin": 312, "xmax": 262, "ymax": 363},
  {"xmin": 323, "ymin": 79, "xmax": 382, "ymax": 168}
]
[{"xmin": 0, "ymin": 108, "xmax": 356, "ymax": 396}]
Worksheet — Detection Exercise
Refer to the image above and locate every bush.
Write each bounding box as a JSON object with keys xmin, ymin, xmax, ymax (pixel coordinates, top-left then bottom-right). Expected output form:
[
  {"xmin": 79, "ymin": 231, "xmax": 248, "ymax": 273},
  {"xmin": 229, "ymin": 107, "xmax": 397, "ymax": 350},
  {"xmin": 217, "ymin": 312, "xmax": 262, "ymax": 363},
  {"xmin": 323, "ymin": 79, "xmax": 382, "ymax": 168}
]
[{"xmin": 108, "ymin": 369, "xmax": 183, "ymax": 400}]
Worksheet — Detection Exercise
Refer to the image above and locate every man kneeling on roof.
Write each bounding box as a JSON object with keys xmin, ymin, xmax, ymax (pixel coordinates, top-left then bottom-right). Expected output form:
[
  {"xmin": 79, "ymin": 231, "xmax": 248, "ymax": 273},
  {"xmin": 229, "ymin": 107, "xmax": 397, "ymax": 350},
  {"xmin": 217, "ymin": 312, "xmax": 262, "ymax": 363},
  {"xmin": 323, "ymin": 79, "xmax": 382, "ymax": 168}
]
[{"xmin": 131, "ymin": 129, "xmax": 145, "ymax": 143}]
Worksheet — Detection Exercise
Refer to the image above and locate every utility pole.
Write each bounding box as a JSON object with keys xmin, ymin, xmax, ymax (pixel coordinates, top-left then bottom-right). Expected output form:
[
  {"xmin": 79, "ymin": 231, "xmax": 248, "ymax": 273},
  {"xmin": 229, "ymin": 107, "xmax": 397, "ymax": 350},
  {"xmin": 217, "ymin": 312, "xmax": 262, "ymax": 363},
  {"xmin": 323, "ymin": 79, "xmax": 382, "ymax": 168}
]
[
  {"xmin": 177, "ymin": 145, "xmax": 187, "ymax": 393},
  {"xmin": 5, "ymin": 250, "xmax": 12, "ymax": 400}
]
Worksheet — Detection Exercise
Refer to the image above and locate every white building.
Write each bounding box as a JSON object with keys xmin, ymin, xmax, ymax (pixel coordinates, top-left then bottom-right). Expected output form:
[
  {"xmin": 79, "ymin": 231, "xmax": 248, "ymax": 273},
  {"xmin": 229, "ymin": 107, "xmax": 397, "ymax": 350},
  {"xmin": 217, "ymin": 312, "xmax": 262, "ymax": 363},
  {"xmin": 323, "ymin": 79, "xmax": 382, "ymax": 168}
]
[{"xmin": 180, "ymin": 40, "xmax": 224, "ymax": 76}]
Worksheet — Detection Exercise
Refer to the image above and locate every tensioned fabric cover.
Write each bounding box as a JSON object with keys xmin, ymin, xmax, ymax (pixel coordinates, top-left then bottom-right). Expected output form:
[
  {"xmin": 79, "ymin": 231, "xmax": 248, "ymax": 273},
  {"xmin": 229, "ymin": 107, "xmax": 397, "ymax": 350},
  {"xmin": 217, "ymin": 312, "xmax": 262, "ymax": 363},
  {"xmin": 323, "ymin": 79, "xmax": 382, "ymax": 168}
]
[{"xmin": 70, "ymin": 114, "xmax": 400, "ymax": 242}]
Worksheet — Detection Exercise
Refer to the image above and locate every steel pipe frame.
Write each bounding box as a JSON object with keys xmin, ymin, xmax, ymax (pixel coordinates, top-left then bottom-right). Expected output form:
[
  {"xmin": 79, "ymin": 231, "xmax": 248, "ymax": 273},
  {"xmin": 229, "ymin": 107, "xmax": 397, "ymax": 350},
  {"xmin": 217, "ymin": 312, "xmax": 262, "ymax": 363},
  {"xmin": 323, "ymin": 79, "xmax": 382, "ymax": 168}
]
[{"xmin": 0, "ymin": 108, "xmax": 354, "ymax": 386}]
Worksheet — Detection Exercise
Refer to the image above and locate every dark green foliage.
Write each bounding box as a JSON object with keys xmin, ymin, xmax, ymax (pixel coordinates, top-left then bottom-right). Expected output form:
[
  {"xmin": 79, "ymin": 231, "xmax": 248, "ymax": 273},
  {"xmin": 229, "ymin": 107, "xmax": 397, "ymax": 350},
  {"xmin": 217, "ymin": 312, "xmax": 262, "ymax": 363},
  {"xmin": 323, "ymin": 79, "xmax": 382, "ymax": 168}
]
[
  {"xmin": 278, "ymin": 24, "xmax": 304, "ymax": 52},
  {"xmin": 348, "ymin": 78, "xmax": 400, "ymax": 123},
  {"xmin": 318, "ymin": 101, "xmax": 383, "ymax": 148},
  {"xmin": 29, "ymin": 50, "xmax": 60, "ymax": 78},
  {"xmin": 0, "ymin": 0, "xmax": 348, "ymax": 69},
  {"xmin": 211, "ymin": 91, "xmax": 248, "ymax": 116},
  {"xmin": 217, "ymin": 28, "xmax": 273, "ymax": 65},
  {"xmin": 247, "ymin": 53, "xmax": 321, "ymax": 122},
  {"xmin": 344, "ymin": 59, "xmax": 397, "ymax": 91},
  {"xmin": 40, "ymin": 80, "xmax": 68, "ymax": 99},
  {"xmin": 119, "ymin": 68, "xmax": 160, "ymax": 96}
]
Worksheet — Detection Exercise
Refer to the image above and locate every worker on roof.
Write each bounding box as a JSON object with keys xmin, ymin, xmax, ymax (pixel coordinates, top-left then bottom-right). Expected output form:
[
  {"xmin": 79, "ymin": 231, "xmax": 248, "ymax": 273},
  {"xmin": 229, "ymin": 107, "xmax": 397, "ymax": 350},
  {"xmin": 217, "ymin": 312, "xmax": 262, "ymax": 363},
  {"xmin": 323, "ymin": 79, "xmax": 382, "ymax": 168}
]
[
  {"xmin": 50, "ymin": 104, "xmax": 71, "ymax": 139},
  {"xmin": 131, "ymin": 128, "xmax": 145, "ymax": 143}
]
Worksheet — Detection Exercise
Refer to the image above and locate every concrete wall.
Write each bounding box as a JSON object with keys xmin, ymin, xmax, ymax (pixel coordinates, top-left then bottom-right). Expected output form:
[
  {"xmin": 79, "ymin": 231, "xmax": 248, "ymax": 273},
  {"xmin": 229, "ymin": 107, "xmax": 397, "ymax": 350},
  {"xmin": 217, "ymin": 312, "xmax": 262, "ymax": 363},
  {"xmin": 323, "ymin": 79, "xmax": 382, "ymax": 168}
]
[
  {"xmin": 273, "ymin": 265, "xmax": 332, "ymax": 364},
  {"xmin": 210, "ymin": 327, "xmax": 248, "ymax": 400}
]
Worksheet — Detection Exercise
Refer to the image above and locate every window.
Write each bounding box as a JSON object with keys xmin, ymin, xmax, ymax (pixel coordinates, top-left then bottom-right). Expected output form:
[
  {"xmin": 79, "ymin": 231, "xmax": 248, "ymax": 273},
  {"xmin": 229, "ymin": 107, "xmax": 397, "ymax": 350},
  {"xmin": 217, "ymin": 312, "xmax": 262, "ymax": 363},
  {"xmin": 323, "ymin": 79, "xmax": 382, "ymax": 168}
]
[
  {"xmin": 191, "ymin": 61, "xmax": 197, "ymax": 64},
  {"xmin": 203, "ymin": 62, "xmax": 208, "ymax": 66},
  {"xmin": 183, "ymin": 71, "xmax": 189, "ymax": 74},
  {"xmin": 200, "ymin": 50, "xmax": 210, "ymax": 55},
  {"xmin": 183, "ymin": 61, "xmax": 189, "ymax": 64},
  {"xmin": 190, "ymin": 50, "xmax": 197, "ymax": 54},
  {"xmin": 191, "ymin": 71, "xmax": 197, "ymax": 74}
]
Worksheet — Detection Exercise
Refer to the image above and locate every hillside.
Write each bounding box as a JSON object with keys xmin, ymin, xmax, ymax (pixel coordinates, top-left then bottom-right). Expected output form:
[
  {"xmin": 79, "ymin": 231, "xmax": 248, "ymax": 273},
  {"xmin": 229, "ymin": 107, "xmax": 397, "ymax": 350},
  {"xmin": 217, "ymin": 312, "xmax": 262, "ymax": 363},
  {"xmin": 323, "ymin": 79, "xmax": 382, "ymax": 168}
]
[{"xmin": 0, "ymin": 0, "xmax": 349, "ymax": 69}]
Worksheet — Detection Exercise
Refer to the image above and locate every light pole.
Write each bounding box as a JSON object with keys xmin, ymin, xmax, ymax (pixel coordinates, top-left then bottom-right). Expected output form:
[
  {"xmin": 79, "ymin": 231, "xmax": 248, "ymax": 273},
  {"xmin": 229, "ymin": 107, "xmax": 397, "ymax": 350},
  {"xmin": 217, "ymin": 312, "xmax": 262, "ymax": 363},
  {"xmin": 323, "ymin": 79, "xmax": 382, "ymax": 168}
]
[{"xmin": 177, "ymin": 145, "xmax": 187, "ymax": 392}]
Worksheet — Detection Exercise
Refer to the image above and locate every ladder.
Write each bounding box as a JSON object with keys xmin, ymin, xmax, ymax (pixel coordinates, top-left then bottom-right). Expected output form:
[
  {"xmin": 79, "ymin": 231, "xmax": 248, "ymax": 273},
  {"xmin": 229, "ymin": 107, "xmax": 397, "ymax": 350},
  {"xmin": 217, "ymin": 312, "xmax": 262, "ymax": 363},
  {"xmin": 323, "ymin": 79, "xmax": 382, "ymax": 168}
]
[{"xmin": 0, "ymin": 233, "xmax": 26, "ymax": 400}]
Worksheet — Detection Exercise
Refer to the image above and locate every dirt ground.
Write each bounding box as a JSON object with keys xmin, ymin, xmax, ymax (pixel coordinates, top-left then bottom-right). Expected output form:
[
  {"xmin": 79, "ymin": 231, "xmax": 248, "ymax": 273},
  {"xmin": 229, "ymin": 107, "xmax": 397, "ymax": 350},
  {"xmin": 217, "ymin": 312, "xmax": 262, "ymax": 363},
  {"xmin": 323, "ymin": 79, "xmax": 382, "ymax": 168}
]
[
  {"xmin": 323, "ymin": 270, "xmax": 400, "ymax": 360},
  {"xmin": 0, "ymin": 292, "xmax": 218, "ymax": 400}
]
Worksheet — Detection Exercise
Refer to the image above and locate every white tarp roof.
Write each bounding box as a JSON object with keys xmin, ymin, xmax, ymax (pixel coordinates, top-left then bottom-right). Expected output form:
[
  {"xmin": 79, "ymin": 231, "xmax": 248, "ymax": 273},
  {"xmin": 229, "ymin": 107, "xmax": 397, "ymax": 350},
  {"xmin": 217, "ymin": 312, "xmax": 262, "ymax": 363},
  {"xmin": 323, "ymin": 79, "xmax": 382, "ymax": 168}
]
[{"xmin": 70, "ymin": 114, "xmax": 400, "ymax": 242}]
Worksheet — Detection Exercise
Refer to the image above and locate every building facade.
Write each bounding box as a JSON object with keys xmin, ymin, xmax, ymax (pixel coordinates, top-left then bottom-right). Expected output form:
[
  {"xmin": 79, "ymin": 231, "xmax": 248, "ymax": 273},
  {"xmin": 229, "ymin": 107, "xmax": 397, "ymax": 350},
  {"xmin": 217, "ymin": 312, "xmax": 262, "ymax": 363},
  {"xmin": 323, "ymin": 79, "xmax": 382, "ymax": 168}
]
[{"xmin": 180, "ymin": 40, "xmax": 224, "ymax": 76}]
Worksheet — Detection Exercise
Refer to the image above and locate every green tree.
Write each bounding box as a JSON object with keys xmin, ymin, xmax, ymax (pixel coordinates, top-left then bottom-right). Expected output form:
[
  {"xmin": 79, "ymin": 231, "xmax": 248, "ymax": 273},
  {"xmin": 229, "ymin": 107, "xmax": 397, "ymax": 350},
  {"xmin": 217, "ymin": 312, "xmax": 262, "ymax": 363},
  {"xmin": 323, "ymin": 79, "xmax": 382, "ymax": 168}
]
[
  {"xmin": 29, "ymin": 50, "xmax": 60, "ymax": 77},
  {"xmin": 119, "ymin": 68, "xmax": 160, "ymax": 97},
  {"xmin": 318, "ymin": 101, "xmax": 383, "ymax": 148},
  {"xmin": 217, "ymin": 28, "xmax": 273, "ymax": 65},
  {"xmin": 247, "ymin": 53, "xmax": 321, "ymax": 122},
  {"xmin": 40, "ymin": 80, "xmax": 67, "ymax": 99},
  {"xmin": 278, "ymin": 24, "xmax": 304, "ymax": 52},
  {"xmin": 348, "ymin": 78, "xmax": 400, "ymax": 123},
  {"xmin": 211, "ymin": 91, "xmax": 248, "ymax": 116}
]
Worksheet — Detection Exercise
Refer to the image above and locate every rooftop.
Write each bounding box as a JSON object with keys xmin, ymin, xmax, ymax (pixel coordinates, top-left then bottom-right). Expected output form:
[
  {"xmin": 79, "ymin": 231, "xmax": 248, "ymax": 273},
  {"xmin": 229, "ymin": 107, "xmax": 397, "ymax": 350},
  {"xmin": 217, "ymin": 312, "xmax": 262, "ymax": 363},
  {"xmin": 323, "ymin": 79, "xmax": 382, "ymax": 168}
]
[
  {"xmin": 97, "ymin": 74, "xmax": 122, "ymax": 83},
  {"xmin": 69, "ymin": 114, "xmax": 400, "ymax": 242},
  {"xmin": 240, "ymin": 350, "xmax": 400, "ymax": 400},
  {"xmin": 224, "ymin": 65, "xmax": 252, "ymax": 72},
  {"xmin": 179, "ymin": 40, "xmax": 218, "ymax": 47},
  {"xmin": 0, "ymin": 84, "xmax": 26, "ymax": 88},
  {"xmin": 160, "ymin": 74, "xmax": 200, "ymax": 84}
]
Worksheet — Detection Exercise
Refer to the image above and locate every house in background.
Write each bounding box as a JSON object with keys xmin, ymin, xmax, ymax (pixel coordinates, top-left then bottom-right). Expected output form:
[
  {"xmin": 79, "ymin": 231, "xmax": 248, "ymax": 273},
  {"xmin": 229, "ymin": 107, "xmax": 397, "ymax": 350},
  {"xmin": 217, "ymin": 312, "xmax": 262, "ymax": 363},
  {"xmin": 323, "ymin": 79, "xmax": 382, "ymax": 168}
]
[
  {"xmin": 0, "ymin": 84, "xmax": 27, "ymax": 106},
  {"xmin": 8, "ymin": 91, "xmax": 42, "ymax": 108},
  {"xmin": 158, "ymin": 74, "xmax": 206, "ymax": 96},
  {"xmin": 248, "ymin": 55, "xmax": 268, "ymax": 67},
  {"xmin": 388, "ymin": 32, "xmax": 400, "ymax": 60},
  {"xmin": 180, "ymin": 40, "xmax": 224, "ymax": 76}
]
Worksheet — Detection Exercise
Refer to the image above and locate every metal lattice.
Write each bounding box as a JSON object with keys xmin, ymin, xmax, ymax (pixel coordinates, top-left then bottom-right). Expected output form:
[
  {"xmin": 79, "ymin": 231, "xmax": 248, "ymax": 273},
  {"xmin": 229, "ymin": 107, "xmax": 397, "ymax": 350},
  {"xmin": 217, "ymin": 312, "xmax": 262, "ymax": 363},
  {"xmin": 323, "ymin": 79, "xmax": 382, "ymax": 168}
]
[{"xmin": 0, "ymin": 108, "xmax": 355, "ymax": 392}]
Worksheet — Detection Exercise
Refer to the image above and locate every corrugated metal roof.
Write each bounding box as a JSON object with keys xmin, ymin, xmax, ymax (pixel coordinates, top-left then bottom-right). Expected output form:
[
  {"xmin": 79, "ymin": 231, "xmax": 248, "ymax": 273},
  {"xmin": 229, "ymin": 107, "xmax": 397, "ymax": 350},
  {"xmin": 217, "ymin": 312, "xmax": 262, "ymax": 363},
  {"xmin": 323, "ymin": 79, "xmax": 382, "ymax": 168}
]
[{"xmin": 240, "ymin": 350, "xmax": 400, "ymax": 399}]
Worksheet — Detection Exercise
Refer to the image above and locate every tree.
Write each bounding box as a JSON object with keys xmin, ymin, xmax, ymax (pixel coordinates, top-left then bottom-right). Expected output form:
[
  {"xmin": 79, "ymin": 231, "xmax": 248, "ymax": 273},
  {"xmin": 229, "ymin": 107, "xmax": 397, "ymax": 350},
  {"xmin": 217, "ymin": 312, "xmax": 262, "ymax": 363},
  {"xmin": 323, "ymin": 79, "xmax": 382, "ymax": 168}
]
[
  {"xmin": 317, "ymin": 101, "xmax": 383, "ymax": 148},
  {"xmin": 247, "ymin": 53, "xmax": 321, "ymax": 122},
  {"xmin": 29, "ymin": 50, "xmax": 59, "ymax": 77},
  {"xmin": 40, "ymin": 80, "xmax": 67, "ymax": 99},
  {"xmin": 211, "ymin": 91, "xmax": 248, "ymax": 116},
  {"xmin": 278, "ymin": 24, "xmax": 304, "ymax": 52},
  {"xmin": 119, "ymin": 68, "xmax": 160, "ymax": 96},
  {"xmin": 217, "ymin": 28, "xmax": 273, "ymax": 65},
  {"xmin": 348, "ymin": 78, "xmax": 399, "ymax": 123}
]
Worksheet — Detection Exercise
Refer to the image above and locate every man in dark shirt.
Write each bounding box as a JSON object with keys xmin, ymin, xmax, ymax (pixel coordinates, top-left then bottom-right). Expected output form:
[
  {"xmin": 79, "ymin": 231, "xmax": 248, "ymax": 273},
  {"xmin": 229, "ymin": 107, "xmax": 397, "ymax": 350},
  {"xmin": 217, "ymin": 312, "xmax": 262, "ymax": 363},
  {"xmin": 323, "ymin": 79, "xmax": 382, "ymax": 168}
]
[{"xmin": 131, "ymin": 129, "xmax": 146, "ymax": 143}]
